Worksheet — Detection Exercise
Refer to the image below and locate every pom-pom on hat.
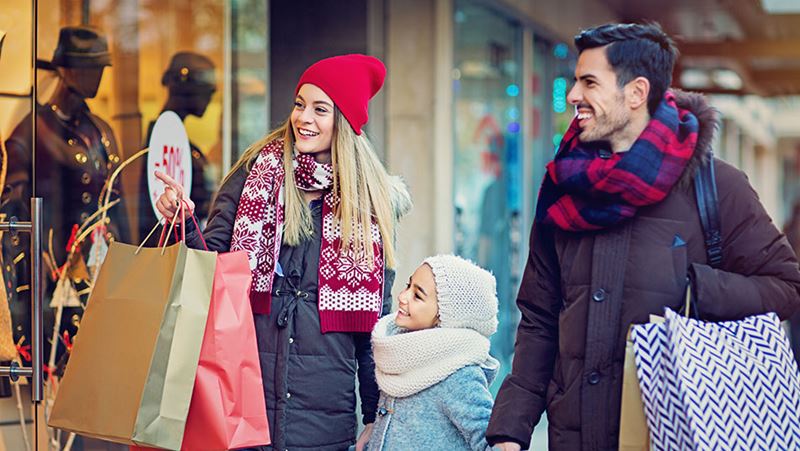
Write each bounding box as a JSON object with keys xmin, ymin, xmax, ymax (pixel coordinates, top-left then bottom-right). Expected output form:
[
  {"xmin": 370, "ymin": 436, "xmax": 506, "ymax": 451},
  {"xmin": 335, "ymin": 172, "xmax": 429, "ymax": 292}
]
[
  {"xmin": 295, "ymin": 54, "xmax": 386, "ymax": 135},
  {"xmin": 423, "ymin": 255, "xmax": 499, "ymax": 337}
]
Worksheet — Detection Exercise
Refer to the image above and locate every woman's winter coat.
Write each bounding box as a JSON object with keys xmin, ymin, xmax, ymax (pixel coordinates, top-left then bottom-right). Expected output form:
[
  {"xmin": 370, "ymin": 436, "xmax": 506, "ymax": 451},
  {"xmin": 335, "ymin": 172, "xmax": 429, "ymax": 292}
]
[{"xmin": 185, "ymin": 163, "xmax": 410, "ymax": 451}]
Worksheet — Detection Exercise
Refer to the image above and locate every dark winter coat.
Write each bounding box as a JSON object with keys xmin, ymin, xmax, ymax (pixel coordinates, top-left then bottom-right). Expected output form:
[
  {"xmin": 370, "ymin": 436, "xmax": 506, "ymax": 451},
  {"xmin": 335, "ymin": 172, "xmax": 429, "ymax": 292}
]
[
  {"xmin": 486, "ymin": 91, "xmax": 800, "ymax": 450},
  {"xmin": 184, "ymin": 162, "xmax": 409, "ymax": 451}
]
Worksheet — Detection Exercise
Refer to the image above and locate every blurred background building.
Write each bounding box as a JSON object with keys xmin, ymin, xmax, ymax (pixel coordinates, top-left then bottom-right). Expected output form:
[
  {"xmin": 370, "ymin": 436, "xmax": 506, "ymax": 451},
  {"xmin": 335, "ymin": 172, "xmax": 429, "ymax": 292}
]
[{"xmin": 2, "ymin": 0, "xmax": 800, "ymax": 449}]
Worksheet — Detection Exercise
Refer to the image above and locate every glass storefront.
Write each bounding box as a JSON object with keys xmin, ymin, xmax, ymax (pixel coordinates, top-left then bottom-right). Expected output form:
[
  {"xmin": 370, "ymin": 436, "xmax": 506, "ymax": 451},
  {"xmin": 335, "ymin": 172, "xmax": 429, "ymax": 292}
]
[
  {"xmin": 452, "ymin": 0, "xmax": 523, "ymax": 390},
  {"xmin": 0, "ymin": 2, "xmax": 271, "ymax": 447}
]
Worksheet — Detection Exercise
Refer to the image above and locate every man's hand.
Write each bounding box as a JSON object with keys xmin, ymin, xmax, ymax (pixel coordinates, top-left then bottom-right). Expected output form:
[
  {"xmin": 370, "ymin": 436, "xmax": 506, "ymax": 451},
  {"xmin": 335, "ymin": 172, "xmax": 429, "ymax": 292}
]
[
  {"xmin": 492, "ymin": 442, "xmax": 522, "ymax": 451},
  {"xmin": 355, "ymin": 422, "xmax": 374, "ymax": 451}
]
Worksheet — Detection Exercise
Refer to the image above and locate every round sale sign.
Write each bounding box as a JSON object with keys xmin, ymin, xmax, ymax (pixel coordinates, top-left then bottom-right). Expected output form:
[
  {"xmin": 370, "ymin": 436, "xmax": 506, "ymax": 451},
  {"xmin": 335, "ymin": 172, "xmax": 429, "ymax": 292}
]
[{"xmin": 147, "ymin": 111, "xmax": 192, "ymax": 219}]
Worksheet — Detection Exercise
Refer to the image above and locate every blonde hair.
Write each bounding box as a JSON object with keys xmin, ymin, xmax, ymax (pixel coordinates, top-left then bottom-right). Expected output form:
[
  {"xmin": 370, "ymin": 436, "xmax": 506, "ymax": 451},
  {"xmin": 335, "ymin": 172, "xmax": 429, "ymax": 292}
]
[{"xmin": 225, "ymin": 109, "xmax": 398, "ymax": 269}]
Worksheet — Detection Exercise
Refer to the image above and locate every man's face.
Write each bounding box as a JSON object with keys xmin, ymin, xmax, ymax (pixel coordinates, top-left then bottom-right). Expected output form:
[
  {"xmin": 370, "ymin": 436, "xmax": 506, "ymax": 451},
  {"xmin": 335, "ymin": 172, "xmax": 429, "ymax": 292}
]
[
  {"xmin": 59, "ymin": 66, "xmax": 105, "ymax": 99},
  {"xmin": 566, "ymin": 47, "xmax": 632, "ymax": 144}
]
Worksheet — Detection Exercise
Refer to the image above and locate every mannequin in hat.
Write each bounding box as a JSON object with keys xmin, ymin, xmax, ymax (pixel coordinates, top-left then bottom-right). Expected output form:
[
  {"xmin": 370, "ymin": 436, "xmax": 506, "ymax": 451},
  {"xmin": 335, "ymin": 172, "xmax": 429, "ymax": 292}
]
[
  {"xmin": 2, "ymin": 25, "xmax": 128, "ymax": 372},
  {"xmin": 156, "ymin": 54, "xmax": 411, "ymax": 451},
  {"xmin": 138, "ymin": 51, "xmax": 217, "ymax": 245}
]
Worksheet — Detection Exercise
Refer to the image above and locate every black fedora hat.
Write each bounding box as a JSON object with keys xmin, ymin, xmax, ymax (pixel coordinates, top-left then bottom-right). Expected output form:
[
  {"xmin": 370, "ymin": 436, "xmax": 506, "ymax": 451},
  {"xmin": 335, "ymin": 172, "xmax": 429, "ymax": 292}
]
[
  {"xmin": 51, "ymin": 26, "xmax": 111, "ymax": 68},
  {"xmin": 161, "ymin": 51, "xmax": 216, "ymax": 94}
]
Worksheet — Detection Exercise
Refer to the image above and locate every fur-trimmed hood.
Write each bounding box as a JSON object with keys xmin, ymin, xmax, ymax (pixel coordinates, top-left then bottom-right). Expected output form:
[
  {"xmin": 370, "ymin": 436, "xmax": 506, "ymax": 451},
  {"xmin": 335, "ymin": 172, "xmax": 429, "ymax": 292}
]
[
  {"xmin": 388, "ymin": 175, "xmax": 412, "ymax": 221},
  {"xmin": 673, "ymin": 89, "xmax": 720, "ymax": 187}
]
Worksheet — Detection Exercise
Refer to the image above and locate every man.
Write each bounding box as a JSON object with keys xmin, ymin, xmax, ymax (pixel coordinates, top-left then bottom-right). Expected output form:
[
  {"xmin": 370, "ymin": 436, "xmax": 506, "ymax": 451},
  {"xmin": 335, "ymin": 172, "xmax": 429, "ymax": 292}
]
[
  {"xmin": 486, "ymin": 23, "xmax": 800, "ymax": 450},
  {"xmin": 138, "ymin": 51, "xmax": 217, "ymax": 244},
  {"xmin": 2, "ymin": 25, "xmax": 127, "ymax": 372}
]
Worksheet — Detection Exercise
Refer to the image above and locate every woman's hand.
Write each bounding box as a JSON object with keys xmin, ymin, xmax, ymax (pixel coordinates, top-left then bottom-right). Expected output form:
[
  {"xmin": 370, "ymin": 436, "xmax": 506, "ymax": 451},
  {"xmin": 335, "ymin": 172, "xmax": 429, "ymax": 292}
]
[
  {"xmin": 355, "ymin": 422, "xmax": 374, "ymax": 451},
  {"xmin": 154, "ymin": 171, "xmax": 195, "ymax": 220}
]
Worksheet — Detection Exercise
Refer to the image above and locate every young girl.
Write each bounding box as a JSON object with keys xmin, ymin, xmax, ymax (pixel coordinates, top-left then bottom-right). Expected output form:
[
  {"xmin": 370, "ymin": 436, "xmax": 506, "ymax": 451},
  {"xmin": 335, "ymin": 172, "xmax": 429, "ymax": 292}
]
[
  {"xmin": 156, "ymin": 54, "xmax": 411, "ymax": 451},
  {"xmin": 367, "ymin": 254, "xmax": 499, "ymax": 451}
]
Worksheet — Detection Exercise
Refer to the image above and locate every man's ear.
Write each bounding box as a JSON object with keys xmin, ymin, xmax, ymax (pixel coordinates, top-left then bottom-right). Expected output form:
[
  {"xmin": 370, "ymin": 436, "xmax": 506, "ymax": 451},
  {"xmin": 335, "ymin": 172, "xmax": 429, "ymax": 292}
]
[{"xmin": 627, "ymin": 76, "xmax": 650, "ymax": 110}]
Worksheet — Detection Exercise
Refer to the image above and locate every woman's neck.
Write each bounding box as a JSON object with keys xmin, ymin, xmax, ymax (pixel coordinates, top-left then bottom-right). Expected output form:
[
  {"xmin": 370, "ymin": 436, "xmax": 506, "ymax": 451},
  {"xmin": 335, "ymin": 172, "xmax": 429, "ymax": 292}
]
[{"xmin": 313, "ymin": 150, "xmax": 332, "ymax": 164}]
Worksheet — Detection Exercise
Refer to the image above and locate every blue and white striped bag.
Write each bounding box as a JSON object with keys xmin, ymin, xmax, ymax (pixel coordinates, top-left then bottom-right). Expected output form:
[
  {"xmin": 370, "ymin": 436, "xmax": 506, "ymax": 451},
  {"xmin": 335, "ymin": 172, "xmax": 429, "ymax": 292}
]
[{"xmin": 632, "ymin": 308, "xmax": 800, "ymax": 451}]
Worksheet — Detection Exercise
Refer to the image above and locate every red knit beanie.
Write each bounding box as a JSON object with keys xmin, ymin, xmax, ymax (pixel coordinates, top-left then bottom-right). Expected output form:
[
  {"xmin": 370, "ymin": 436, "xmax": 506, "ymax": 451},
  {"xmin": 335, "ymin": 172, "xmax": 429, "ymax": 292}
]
[{"xmin": 295, "ymin": 54, "xmax": 386, "ymax": 135}]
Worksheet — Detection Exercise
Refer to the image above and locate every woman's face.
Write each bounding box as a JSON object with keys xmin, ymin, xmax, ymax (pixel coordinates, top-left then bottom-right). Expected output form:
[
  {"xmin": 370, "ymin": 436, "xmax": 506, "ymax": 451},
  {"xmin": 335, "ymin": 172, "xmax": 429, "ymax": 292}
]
[
  {"xmin": 291, "ymin": 83, "xmax": 335, "ymax": 162},
  {"xmin": 395, "ymin": 264, "xmax": 439, "ymax": 331}
]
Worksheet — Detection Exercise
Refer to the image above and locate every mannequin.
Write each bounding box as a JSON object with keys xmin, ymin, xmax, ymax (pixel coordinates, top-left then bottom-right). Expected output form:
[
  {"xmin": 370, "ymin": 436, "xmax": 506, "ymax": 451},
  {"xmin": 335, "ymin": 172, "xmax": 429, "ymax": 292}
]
[
  {"xmin": 1, "ymin": 26, "xmax": 128, "ymax": 371},
  {"xmin": 138, "ymin": 51, "xmax": 216, "ymax": 244}
]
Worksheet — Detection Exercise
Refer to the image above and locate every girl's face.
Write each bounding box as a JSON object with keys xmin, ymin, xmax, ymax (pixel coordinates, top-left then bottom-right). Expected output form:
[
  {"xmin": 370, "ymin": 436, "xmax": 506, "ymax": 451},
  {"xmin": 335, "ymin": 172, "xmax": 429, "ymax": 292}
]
[
  {"xmin": 291, "ymin": 83, "xmax": 335, "ymax": 162},
  {"xmin": 396, "ymin": 264, "xmax": 439, "ymax": 331}
]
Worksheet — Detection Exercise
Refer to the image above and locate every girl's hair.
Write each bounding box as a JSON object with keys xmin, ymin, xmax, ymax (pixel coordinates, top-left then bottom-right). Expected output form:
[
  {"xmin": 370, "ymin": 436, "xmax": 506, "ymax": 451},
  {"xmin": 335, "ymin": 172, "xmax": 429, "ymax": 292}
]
[{"xmin": 223, "ymin": 108, "xmax": 398, "ymax": 268}]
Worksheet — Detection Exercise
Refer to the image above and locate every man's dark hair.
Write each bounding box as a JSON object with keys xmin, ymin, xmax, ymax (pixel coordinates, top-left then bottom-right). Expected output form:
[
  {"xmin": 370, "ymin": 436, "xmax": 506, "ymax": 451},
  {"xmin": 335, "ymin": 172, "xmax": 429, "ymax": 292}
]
[{"xmin": 574, "ymin": 22, "xmax": 678, "ymax": 115}]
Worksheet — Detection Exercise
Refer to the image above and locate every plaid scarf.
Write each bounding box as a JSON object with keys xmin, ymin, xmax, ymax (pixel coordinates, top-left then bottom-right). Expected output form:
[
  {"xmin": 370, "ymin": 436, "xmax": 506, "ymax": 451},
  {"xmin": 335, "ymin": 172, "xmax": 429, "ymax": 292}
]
[
  {"xmin": 536, "ymin": 91, "xmax": 699, "ymax": 232},
  {"xmin": 230, "ymin": 139, "xmax": 385, "ymax": 333}
]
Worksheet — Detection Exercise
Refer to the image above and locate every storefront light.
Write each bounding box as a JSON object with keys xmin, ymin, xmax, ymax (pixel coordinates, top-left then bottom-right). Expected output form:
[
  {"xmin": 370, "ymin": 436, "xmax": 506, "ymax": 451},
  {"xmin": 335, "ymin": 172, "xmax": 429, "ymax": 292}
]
[
  {"xmin": 507, "ymin": 107, "xmax": 519, "ymax": 120},
  {"xmin": 553, "ymin": 133, "xmax": 564, "ymax": 149},
  {"xmin": 680, "ymin": 68, "xmax": 711, "ymax": 89},
  {"xmin": 553, "ymin": 43, "xmax": 569, "ymax": 60},
  {"xmin": 553, "ymin": 77, "xmax": 567, "ymax": 113},
  {"xmin": 711, "ymin": 69, "xmax": 743, "ymax": 90},
  {"xmin": 506, "ymin": 84, "xmax": 520, "ymax": 97}
]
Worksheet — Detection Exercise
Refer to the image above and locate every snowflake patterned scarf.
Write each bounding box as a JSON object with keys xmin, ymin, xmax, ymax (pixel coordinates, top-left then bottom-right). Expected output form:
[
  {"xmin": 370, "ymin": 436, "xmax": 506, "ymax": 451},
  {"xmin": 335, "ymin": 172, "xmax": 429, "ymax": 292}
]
[
  {"xmin": 536, "ymin": 90, "xmax": 699, "ymax": 232},
  {"xmin": 231, "ymin": 139, "xmax": 384, "ymax": 333}
]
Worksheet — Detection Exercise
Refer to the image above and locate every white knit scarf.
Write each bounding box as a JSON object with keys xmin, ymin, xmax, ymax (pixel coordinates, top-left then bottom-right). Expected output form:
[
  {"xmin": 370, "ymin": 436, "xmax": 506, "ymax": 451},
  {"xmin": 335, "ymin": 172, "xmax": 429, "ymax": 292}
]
[{"xmin": 371, "ymin": 314, "xmax": 497, "ymax": 398}]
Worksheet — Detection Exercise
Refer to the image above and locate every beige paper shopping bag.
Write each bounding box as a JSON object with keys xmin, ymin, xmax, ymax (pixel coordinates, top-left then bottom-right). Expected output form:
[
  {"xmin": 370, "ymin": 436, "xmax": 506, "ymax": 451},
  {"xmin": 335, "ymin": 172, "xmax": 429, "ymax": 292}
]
[{"xmin": 48, "ymin": 240, "xmax": 216, "ymax": 450}]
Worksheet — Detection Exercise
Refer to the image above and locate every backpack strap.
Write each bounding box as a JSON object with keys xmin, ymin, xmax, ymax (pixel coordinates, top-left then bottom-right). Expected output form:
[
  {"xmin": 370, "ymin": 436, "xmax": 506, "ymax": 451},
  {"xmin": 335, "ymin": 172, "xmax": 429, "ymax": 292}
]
[{"xmin": 694, "ymin": 154, "xmax": 722, "ymax": 268}]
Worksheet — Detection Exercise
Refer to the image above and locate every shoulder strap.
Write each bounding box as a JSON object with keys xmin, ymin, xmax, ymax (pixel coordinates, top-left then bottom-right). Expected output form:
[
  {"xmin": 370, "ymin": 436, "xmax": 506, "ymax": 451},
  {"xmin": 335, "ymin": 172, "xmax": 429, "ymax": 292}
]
[{"xmin": 694, "ymin": 154, "xmax": 722, "ymax": 268}]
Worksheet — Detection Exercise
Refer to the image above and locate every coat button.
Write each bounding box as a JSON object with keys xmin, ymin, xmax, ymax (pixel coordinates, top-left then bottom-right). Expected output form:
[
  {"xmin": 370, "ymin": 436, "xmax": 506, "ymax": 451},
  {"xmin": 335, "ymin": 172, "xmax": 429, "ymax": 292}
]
[
  {"xmin": 81, "ymin": 192, "xmax": 92, "ymax": 204},
  {"xmin": 288, "ymin": 337, "xmax": 294, "ymax": 344},
  {"xmin": 588, "ymin": 371, "xmax": 601, "ymax": 385},
  {"xmin": 286, "ymin": 392, "xmax": 291, "ymax": 399},
  {"xmin": 378, "ymin": 406, "xmax": 388, "ymax": 416},
  {"xmin": 592, "ymin": 289, "xmax": 606, "ymax": 302}
]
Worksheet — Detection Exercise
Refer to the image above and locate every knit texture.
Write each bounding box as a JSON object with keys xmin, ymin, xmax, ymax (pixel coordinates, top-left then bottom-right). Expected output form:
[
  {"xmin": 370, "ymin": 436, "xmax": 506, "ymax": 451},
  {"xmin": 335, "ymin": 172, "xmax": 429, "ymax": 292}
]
[
  {"xmin": 295, "ymin": 54, "xmax": 385, "ymax": 135},
  {"xmin": 536, "ymin": 90, "xmax": 699, "ymax": 232},
  {"xmin": 423, "ymin": 255, "xmax": 498, "ymax": 337},
  {"xmin": 230, "ymin": 139, "xmax": 384, "ymax": 332},
  {"xmin": 371, "ymin": 315, "xmax": 497, "ymax": 398}
]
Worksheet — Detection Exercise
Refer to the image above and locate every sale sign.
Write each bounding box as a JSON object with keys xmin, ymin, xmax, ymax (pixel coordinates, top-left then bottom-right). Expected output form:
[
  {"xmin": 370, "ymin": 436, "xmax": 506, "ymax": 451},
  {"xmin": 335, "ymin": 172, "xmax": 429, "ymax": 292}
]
[{"xmin": 147, "ymin": 111, "xmax": 193, "ymax": 219}]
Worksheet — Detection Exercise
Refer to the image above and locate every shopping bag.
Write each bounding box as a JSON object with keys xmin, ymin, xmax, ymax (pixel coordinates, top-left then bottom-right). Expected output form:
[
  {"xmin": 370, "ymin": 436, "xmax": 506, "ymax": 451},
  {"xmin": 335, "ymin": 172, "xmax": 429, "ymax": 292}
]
[
  {"xmin": 132, "ymin": 250, "xmax": 270, "ymax": 451},
  {"xmin": 632, "ymin": 296, "xmax": 800, "ymax": 450},
  {"xmin": 48, "ymin": 233, "xmax": 216, "ymax": 449},
  {"xmin": 618, "ymin": 328, "xmax": 650, "ymax": 451}
]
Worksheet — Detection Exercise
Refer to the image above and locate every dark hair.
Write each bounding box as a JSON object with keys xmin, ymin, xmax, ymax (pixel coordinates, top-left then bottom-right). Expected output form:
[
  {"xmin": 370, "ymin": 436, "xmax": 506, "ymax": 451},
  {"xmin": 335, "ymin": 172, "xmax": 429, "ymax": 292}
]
[{"xmin": 574, "ymin": 23, "xmax": 678, "ymax": 115}]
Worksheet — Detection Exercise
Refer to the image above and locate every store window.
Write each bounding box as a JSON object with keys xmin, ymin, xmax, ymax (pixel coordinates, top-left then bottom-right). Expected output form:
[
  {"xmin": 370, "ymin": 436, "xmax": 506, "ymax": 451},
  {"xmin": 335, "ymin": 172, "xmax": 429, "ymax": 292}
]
[
  {"xmin": 0, "ymin": 1, "xmax": 266, "ymax": 447},
  {"xmin": 453, "ymin": 0, "xmax": 523, "ymax": 390}
]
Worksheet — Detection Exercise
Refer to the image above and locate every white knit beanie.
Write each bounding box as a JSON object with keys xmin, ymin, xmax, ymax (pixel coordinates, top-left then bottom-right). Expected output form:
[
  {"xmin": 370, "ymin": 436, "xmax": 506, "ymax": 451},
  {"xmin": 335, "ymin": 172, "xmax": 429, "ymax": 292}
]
[{"xmin": 422, "ymin": 254, "xmax": 498, "ymax": 337}]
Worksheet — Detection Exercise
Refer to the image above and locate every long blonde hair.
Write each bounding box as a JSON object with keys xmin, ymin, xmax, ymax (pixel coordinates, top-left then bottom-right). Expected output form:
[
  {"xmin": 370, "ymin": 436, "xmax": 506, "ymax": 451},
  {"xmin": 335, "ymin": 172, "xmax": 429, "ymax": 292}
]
[{"xmin": 225, "ymin": 109, "xmax": 398, "ymax": 269}]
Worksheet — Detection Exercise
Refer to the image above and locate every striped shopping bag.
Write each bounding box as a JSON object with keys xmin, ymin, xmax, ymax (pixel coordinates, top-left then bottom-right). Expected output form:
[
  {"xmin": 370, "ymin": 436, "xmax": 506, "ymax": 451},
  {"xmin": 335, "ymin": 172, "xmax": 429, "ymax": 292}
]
[{"xmin": 632, "ymin": 307, "xmax": 800, "ymax": 450}]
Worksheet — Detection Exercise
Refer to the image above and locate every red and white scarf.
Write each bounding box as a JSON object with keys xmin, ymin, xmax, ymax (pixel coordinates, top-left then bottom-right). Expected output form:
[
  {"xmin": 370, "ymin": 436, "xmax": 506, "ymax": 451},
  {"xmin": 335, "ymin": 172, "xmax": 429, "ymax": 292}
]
[{"xmin": 230, "ymin": 139, "xmax": 385, "ymax": 333}]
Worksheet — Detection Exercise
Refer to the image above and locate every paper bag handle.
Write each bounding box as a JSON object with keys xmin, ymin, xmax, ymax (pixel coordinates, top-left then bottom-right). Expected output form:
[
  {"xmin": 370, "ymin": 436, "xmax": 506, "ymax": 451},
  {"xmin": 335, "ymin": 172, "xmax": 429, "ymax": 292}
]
[{"xmin": 135, "ymin": 200, "xmax": 208, "ymax": 254}]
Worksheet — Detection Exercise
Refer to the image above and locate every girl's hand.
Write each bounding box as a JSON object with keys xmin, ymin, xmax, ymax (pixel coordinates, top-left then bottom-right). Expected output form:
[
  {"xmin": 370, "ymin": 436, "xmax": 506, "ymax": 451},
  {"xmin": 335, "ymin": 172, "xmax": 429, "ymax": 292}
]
[
  {"xmin": 355, "ymin": 422, "xmax": 373, "ymax": 451},
  {"xmin": 154, "ymin": 171, "xmax": 195, "ymax": 220}
]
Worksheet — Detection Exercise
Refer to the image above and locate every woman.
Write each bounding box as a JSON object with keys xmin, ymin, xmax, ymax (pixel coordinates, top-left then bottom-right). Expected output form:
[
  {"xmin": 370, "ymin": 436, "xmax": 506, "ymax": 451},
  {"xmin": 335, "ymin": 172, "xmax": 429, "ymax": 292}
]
[{"xmin": 156, "ymin": 54, "xmax": 411, "ymax": 451}]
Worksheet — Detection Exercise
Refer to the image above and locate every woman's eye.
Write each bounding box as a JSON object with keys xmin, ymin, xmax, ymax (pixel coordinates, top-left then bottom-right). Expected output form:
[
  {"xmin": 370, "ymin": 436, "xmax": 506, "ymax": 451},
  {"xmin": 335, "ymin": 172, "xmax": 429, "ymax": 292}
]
[
  {"xmin": 294, "ymin": 101, "xmax": 304, "ymax": 108},
  {"xmin": 315, "ymin": 107, "xmax": 328, "ymax": 114}
]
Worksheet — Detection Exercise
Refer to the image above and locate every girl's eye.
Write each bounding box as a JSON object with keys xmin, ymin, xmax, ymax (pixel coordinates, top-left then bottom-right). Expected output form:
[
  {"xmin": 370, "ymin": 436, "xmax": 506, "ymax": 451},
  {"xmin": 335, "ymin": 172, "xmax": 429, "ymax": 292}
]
[
  {"xmin": 315, "ymin": 107, "xmax": 328, "ymax": 114},
  {"xmin": 294, "ymin": 101, "xmax": 304, "ymax": 108}
]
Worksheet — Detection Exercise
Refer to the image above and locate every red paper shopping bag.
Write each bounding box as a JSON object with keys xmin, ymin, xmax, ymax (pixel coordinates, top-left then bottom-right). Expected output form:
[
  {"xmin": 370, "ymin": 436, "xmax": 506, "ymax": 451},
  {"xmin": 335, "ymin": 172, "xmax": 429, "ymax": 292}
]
[{"xmin": 133, "ymin": 249, "xmax": 270, "ymax": 451}]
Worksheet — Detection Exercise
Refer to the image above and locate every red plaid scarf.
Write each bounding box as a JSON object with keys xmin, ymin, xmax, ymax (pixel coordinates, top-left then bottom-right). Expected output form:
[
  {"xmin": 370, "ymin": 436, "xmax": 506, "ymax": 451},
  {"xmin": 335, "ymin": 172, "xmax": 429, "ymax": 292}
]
[
  {"xmin": 536, "ymin": 91, "xmax": 699, "ymax": 231},
  {"xmin": 230, "ymin": 139, "xmax": 384, "ymax": 333}
]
